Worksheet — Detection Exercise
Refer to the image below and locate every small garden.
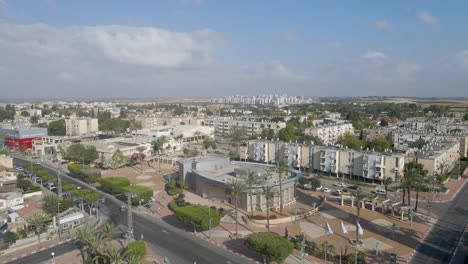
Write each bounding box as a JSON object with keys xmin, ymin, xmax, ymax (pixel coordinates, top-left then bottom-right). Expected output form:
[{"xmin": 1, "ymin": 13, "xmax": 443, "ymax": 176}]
[{"xmin": 99, "ymin": 176, "xmax": 154, "ymax": 205}]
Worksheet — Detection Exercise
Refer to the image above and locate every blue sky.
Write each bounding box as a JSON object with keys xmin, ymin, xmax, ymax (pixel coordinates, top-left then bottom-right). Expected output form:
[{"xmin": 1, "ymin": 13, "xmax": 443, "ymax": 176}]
[{"xmin": 0, "ymin": 0, "xmax": 467, "ymax": 99}]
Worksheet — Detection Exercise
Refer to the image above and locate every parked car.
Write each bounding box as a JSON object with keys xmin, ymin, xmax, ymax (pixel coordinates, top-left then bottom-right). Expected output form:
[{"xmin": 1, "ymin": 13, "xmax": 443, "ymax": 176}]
[
  {"xmin": 99, "ymin": 197, "xmax": 106, "ymax": 203},
  {"xmin": 347, "ymin": 185, "xmax": 359, "ymax": 190},
  {"xmin": 76, "ymin": 186, "xmax": 82, "ymax": 190},
  {"xmin": 333, "ymin": 182, "xmax": 346, "ymax": 187},
  {"xmin": 375, "ymin": 189, "xmax": 386, "ymax": 196},
  {"xmin": 35, "ymin": 161, "xmax": 42, "ymax": 165},
  {"xmin": 333, "ymin": 190, "xmax": 343, "ymax": 196},
  {"xmin": 322, "ymin": 187, "xmax": 331, "ymax": 193}
]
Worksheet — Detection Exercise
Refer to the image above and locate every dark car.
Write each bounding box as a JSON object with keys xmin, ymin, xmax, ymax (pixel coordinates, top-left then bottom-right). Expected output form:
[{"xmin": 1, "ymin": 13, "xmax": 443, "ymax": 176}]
[{"xmin": 348, "ymin": 185, "xmax": 359, "ymax": 190}]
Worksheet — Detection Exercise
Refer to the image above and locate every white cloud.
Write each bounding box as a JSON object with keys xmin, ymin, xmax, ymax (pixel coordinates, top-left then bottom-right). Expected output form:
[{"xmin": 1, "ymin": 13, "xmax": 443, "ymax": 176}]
[
  {"xmin": 242, "ymin": 60, "xmax": 306, "ymax": 82},
  {"xmin": 419, "ymin": 11, "xmax": 438, "ymax": 26},
  {"xmin": 56, "ymin": 72, "xmax": 73, "ymax": 81},
  {"xmin": 456, "ymin": 50, "xmax": 468, "ymax": 72},
  {"xmin": 0, "ymin": 23, "xmax": 218, "ymax": 68},
  {"xmin": 375, "ymin": 20, "xmax": 393, "ymax": 32},
  {"xmin": 396, "ymin": 63, "xmax": 421, "ymax": 80},
  {"xmin": 363, "ymin": 51, "xmax": 387, "ymax": 60}
]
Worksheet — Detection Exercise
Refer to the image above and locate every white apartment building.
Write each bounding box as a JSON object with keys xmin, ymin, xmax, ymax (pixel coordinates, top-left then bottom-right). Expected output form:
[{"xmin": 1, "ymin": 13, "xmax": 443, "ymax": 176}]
[
  {"xmin": 0, "ymin": 192, "xmax": 23, "ymax": 210},
  {"xmin": 304, "ymin": 123, "xmax": 354, "ymax": 145},
  {"xmin": 0, "ymin": 155, "xmax": 13, "ymax": 168},
  {"xmin": 65, "ymin": 117, "xmax": 99, "ymax": 136},
  {"xmin": 202, "ymin": 118, "xmax": 286, "ymax": 137},
  {"xmin": 241, "ymin": 140, "xmax": 405, "ymax": 182},
  {"xmin": 405, "ymin": 140, "xmax": 460, "ymax": 175}
]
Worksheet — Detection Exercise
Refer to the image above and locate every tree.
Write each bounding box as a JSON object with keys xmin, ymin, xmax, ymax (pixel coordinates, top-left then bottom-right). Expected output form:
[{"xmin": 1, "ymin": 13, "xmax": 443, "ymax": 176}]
[
  {"xmin": 100, "ymin": 177, "xmax": 130, "ymax": 193},
  {"xmin": 102, "ymin": 245, "xmax": 125, "ymax": 264},
  {"xmin": 49, "ymin": 119, "xmax": 66, "ymax": 136},
  {"xmin": 83, "ymin": 145, "xmax": 99, "ymax": 164},
  {"xmin": 125, "ymin": 241, "xmax": 147, "ymax": 262},
  {"xmin": 66, "ymin": 144, "xmax": 98, "ymax": 164},
  {"xmin": 278, "ymin": 124, "xmax": 296, "ymax": 142},
  {"xmin": 310, "ymin": 178, "xmax": 321, "ymax": 191},
  {"xmin": 174, "ymin": 204, "xmax": 222, "ymax": 231},
  {"xmin": 337, "ymin": 132, "xmax": 364, "ymax": 150},
  {"xmin": 243, "ymin": 170, "xmax": 260, "ymax": 217},
  {"xmin": 380, "ymin": 117, "xmax": 389, "ymax": 127},
  {"xmin": 382, "ymin": 177, "xmax": 393, "ymax": 199},
  {"xmin": 464, "ymin": 112, "xmax": 468, "ymax": 121},
  {"xmin": 298, "ymin": 176, "xmax": 308, "ymax": 186},
  {"xmin": 136, "ymin": 146, "xmax": 145, "ymax": 173},
  {"xmin": 228, "ymin": 180, "xmax": 246, "ymax": 235},
  {"xmin": 42, "ymin": 195, "xmax": 74, "ymax": 216},
  {"xmin": 260, "ymin": 128, "xmax": 275, "ymax": 140},
  {"xmin": 122, "ymin": 185, "xmax": 154, "ymax": 205},
  {"xmin": 30, "ymin": 116, "xmax": 39, "ymax": 124},
  {"xmin": 275, "ymin": 161, "xmax": 289, "ymax": 213},
  {"xmin": 409, "ymin": 138, "xmax": 427, "ymax": 149},
  {"xmin": 76, "ymin": 225, "xmax": 96, "ymax": 260},
  {"xmin": 244, "ymin": 232, "xmax": 294, "ymax": 263},
  {"xmin": 4, "ymin": 230, "xmax": 18, "ymax": 244},
  {"xmin": 27, "ymin": 213, "xmax": 49, "ymax": 243},
  {"xmin": 152, "ymin": 136, "xmax": 168, "ymax": 172},
  {"xmin": 351, "ymin": 188, "xmax": 368, "ymax": 244},
  {"xmin": 100, "ymin": 223, "xmax": 120, "ymax": 243},
  {"xmin": 367, "ymin": 135, "xmax": 392, "ymax": 153},
  {"xmin": 259, "ymin": 185, "xmax": 277, "ymax": 232},
  {"xmin": 20, "ymin": 110, "xmax": 30, "ymax": 117}
]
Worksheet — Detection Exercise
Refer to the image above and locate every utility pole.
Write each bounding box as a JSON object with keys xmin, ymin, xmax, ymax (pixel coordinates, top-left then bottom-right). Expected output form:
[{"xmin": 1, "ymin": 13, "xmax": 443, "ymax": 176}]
[
  {"xmin": 126, "ymin": 193, "xmax": 134, "ymax": 242},
  {"xmin": 57, "ymin": 165, "xmax": 63, "ymax": 199}
]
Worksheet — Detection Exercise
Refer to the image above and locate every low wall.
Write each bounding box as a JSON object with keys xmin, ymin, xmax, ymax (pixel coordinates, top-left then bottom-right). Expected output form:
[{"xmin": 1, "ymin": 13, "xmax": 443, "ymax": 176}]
[
  {"xmin": 249, "ymin": 195, "xmax": 326, "ymax": 225},
  {"xmin": 23, "ymin": 190, "xmax": 43, "ymax": 198}
]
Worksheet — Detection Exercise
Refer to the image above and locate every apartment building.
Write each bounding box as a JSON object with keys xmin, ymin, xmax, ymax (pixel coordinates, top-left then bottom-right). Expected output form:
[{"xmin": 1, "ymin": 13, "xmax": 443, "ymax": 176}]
[
  {"xmin": 304, "ymin": 123, "xmax": 354, "ymax": 145},
  {"xmin": 32, "ymin": 136, "xmax": 65, "ymax": 156},
  {"xmin": 65, "ymin": 117, "xmax": 99, "ymax": 136},
  {"xmin": 362, "ymin": 128, "xmax": 394, "ymax": 142},
  {"xmin": 405, "ymin": 140, "xmax": 460, "ymax": 175},
  {"xmin": 0, "ymin": 154, "xmax": 13, "ymax": 168},
  {"xmin": 242, "ymin": 140, "xmax": 405, "ymax": 182},
  {"xmin": 202, "ymin": 118, "xmax": 286, "ymax": 137}
]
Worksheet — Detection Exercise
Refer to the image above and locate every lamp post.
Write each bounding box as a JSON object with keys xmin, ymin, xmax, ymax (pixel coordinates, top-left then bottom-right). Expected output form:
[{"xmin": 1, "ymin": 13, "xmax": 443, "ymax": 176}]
[
  {"xmin": 51, "ymin": 252, "xmax": 55, "ymax": 264},
  {"xmin": 300, "ymin": 231, "xmax": 307, "ymax": 264}
]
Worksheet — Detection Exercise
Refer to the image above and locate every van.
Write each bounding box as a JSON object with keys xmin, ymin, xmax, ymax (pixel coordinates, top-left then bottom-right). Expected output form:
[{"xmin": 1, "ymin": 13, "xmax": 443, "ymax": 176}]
[{"xmin": 375, "ymin": 189, "xmax": 386, "ymax": 195}]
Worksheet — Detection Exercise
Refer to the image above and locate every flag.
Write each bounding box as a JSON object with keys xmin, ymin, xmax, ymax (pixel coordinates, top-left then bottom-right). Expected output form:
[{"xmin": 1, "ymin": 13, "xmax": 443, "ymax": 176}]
[
  {"xmin": 358, "ymin": 223, "xmax": 364, "ymax": 236},
  {"xmin": 341, "ymin": 221, "xmax": 348, "ymax": 234},
  {"xmin": 326, "ymin": 222, "xmax": 334, "ymax": 234}
]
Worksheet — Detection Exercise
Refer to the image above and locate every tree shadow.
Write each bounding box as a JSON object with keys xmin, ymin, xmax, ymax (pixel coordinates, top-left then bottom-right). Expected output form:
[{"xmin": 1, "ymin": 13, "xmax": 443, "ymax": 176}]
[{"xmin": 222, "ymin": 238, "xmax": 264, "ymax": 263}]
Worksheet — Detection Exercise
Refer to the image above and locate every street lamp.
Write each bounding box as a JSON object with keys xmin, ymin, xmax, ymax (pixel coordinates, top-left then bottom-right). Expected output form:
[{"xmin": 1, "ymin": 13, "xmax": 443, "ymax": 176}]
[{"xmin": 51, "ymin": 252, "xmax": 55, "ymax": 264}]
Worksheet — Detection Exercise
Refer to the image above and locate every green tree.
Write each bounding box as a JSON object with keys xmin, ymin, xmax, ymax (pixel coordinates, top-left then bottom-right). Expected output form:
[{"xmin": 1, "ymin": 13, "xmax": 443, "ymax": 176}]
[
  {"xmin": 20, "ymin": 110, "xmax": 30, "ymax": 117},
  {"xmin": 409, "ymin": 138, "xmax": 427, "ymax": 149},
  {"xmin": 310, "ymin": 178, "xmax": 321, "ymax": 191},
  {"xmin": 382, "ymin": 177, "xmax": 393, "ymax": 199},
  {"xmin": 122, "ymin": 185, "xmax": 154, "ymax": 204},
  {"xmin": 42, "ymin": 195, "xmax": 74, "ymax": 216},
  {"xmin": 298, "ymin": 176, "xmax": 308, "ymax": 186},
  {"xmin": 27, "ymin": 213, "xmax": 49, "ymax": 243},
  {"xmin": 259, "ymin": 185, "xmax": 277, "ymax": 232},
  {"xmin": 100, "ymin": 224, "xmax": 120, "ymax": 243},
  {"xmin": 125, "ymin": 241, "xmax": 147, "ymax": 262},
  {"xmin": 100, "ymin": 176, "xmax": 130, "ymax": 193},
  {"xmin": 101, "ymin": 246, "xmax": 125, "ymax": 264},
  {"xmin": 260, "ymin": 128, "xmax": 275, "ymax": 140},
  {"xmin": 30, "ymin": 116, "xmax": 39, "ymax": 124},
  {"xmin": 244, "ymin": 232, "xmax": 294, "ymax": 263},
  {"xmin": 242, "ymin": 170, "xmax": 260, "ymax": 217},
  {"xmin": 275, "ymin": 161, "xmax": 289, "ymax": 213},
  {"xmin": 152, "ymin": 136, "xmax": 168, "ymax": 172},
  {"xmin": 228, "ymin": 180, "xmax": 246, "ymax": 235},
  {"xmin": 49, "ymin": 119, "xmax": 66, "ymax": 136},
  {"xmin": 337, "ymin": 132, "xmax": 364, "ymax": 150},
  {"xmin": 367, "ymin": 135, "xmax": 392, "ymax": 153},
  {"xmin": 464, "ymin": 112, "xmax": 468, "ymax": 121},
  {"xmin": 4, "ymin": 230, "xmax": 18, "ymax": 244},
  {"xmin": 174, "ymin": 204, "xmax": 222, "ymax": 231},
  {"xmin": 380, "ymin": 117, "xmax": 389, "ymax": 127},
  {"xmin": 279, "ymin": 124, "xmax": 296, "ymax": 142}
]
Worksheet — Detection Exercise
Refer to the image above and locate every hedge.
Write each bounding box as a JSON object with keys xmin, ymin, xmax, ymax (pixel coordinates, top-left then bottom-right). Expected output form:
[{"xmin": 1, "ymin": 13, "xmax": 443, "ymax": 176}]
[
  {"xmin": 174, "ymin": 204, "xmax": 221, "ymax": 231},
  {"xmin": 68, "ymin": 163, "xmax": 90, "ymax": 175},
  {"xmin": 125, "ymin": 241, "xmax": 147, "ymax": 261},
  {"xmin": 122, "ymin": 185, "xmax": 154, "ymax": 204},
  {"xmin": 100, "ymin": 176, "xmax": 130, "ymax": 193},
  {"xmin": 245, "ymin": 232, "xmax": 294, "ymax": 263}
]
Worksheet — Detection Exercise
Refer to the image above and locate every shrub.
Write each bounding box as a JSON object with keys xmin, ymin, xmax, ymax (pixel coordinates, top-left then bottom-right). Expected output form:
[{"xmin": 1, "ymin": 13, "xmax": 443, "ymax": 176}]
[
  {"xmin": 125, "ymin": 241, "xmax": 147, "ymax": 261},
  {"xmin": 310, "ymin": 178, "xmax": 321, "ymax": 190},
  {"xmin": 174, "ymin": 204, "xmax": 222, "ymax": 231},
  {"xmin": 298, "ymin": 176, "xmax": 309, "ymax": 186},
  {"xmin": 122, "ymin": 185, "xmax": 154, "ymax": 204},
  {"xmin": 245, "ymin": 232, "xmax": 294, "ymax": 263},
  {"xmin": 80, "ymin": 168, "xmax": 101, "ymax": 183},
  {"xmin": 100, "ymin": 176, "xmax": 130, "ymax": 193},
  {"xmin": 67, "ymin": 163, "xmax": 91, "ymax": 175},
  {"xmin": 166, "ymin": 179, "xmax": 186, "ymax": 196}
]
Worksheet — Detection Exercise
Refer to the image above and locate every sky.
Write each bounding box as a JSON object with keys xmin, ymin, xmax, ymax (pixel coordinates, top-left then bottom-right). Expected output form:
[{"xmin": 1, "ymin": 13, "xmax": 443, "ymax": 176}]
[{"xmin": 0, "ymin": 0, "xmax": 467, "ymax": 99}]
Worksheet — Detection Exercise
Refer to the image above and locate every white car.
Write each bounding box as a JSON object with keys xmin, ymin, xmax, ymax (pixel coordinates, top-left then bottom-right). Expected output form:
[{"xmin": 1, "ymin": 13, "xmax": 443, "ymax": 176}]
[
  {"xmin": 76, "ymin": 186, "xmax": 82, "ymax": 190},
  {"xmin": 322, "ymin": 187, "xmax": 331, "ymax": 193},
  {"xmin": 333, "ymin": 182, "xmax": 346, "ymax": 188}
]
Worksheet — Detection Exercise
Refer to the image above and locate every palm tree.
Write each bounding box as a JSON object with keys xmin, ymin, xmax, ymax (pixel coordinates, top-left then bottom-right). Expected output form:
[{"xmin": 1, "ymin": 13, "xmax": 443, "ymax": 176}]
[
  {"xmin": 174, "ymin": 134, "xmax": 183, "ymax": 150},
  {"xmin": 229, "ymin": 180, "xmax": 247, "ymax": 236},
  {"xmin": 242, "ymin": 170, "xmax": 259, "ymax": 217},
  {"xmin": 76, "ymin": 225, "xmax": 97, "ymax": 260},
  {"xmin": 87, "ymin": 232, "xmax": 105, "ymax": 264},
  {"xmin": 275, "ymin": 161, "xmax": 289, "ymax": 214},
  {"xmin": 260, "ymin": 185, "xmax": 277, "ymax": 232},
  {"xmin": 414, "ymin": 169, "xmax": 428, "ymax": 211},
  {"xmin": 100, "ymin": 223, "xmax": 120, "ymax": 243},
  {"xmin": 351, "ymin": 188, "xmax": 368, "ymax": 244},
  {"xmin": 382, "ymin": 177, "xmax": 393, "ymax": 199},
  {"xmin": 136, "ymin": 146, "xmax": 145, "ymax": 174},
  {"xmin": 27, "ymin": 213, "xmax": 49, "ymax": 244},
  {"xmin": 152, "ymin": 136, "xmax": 168, "ymax": 172},
  {"xmin": 102, "ymin": 246, "xmax": 125, "ymax": 264}
]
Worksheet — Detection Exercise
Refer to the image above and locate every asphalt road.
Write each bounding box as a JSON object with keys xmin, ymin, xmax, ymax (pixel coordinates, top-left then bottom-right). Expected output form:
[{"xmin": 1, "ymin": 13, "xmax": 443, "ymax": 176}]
[
  {"xmin": 11, "ymin": 158, "xmax": 252, "ymax": 264},
  {"xmin": 6, "ymin": 242, "xmax": 77, "ymax": 264},
  {"xmin": 411, "ymin": 179, "xmax": 468, "ymax": 264}
]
